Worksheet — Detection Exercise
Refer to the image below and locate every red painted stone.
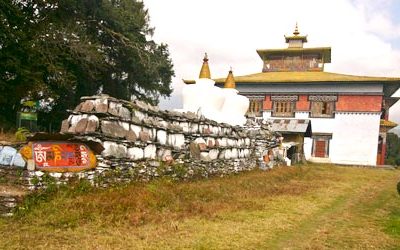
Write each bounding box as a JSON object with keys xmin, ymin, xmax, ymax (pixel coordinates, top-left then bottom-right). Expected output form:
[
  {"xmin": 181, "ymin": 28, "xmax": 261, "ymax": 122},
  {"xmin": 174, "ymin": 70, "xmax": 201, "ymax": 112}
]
[
  {"xmin": 198, "ymin": 143, "xmax": 207, "ymax": 151},
  {"xmin": 20, "ymin": 142, "xmax": 97, "ymax": 172}
]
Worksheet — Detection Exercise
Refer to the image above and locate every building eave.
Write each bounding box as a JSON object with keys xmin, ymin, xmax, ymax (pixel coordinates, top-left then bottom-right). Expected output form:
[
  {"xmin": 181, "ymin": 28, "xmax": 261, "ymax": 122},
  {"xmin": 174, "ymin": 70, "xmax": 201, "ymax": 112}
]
[
  {"xmin": 211, "ymin": 71, "xmax": 400, "ymax": 84},
  {"xmin": 256, "ymin": 47, "xmax": 332, "ymax": 63},
  {"xmin": 380, "ymin": 119, "xmax": 398, "ymax": 128}
]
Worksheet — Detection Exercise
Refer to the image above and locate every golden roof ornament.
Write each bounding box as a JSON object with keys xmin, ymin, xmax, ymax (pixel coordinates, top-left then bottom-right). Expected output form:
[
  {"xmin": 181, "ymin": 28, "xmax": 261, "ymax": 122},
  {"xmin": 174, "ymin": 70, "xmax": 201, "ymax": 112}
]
[
  {"xmin": 285, "ymin": 23, "xmax": 307, "ymax": 47},
  {"xmin": 293, "ymin": 22, "xmax": 300, "ymax": 36},
  {"xmin": 199, "ymin": 53, "xmax": 211, "ymax": 79},
  {"xmin": 224, "ymin": 67, "xmax": 236, "ymax": 89}
]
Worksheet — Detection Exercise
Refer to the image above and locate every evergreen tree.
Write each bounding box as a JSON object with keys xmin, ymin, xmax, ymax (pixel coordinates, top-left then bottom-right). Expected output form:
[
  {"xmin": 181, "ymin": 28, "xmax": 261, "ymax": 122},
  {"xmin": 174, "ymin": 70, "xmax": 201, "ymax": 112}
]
[
  {"xmin": 0, "ymin": 0, "xmax": 174, "ymax": 130},
  {"xmin": 386, "ymin": 133, "xmax": 400, "ymax": 165}
]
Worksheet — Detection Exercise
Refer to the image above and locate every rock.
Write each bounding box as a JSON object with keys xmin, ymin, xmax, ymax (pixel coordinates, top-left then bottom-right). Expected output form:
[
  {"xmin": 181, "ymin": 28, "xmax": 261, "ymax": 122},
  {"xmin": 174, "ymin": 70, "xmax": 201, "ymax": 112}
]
[
  {"xmin": 167, "ymin": 134, "xmax": 184, "ymax": 148},
  {"xmin": 198, "ymin": 143, "xmax": 207, "ymax": 151},
  {"xmin": 170, "ymin": 134, "xmax": 185, "ymax": 149},
  {"xmin": 180, "ymin": 122, "xmax": 189, "ymax": 133},
  {"xmin": 184, "ymin": 111, "xmax": 197, "ymax": 120},
  {"xmin": 127, "ymin": 147, "xmax": 143, "ymax": 160},
  {"xmin": 35, "ymin": 171, "xmax": 44, "ymax": 177},
  {"xmin": 101, "ymin": 121, "xmax": 126, "ymax": 138},
  {"xmin": 207, "ymin": 138, "xmax": 215, "ymax": 148},
  {"xmin": 130, "ymin": 124, "xmax": 142, "ymax": 136},
  {"xmin": 200, "ymin": 152, "xmax": 211, "ymax": 161},
  {"xmin": 60, "ymin": 119, "xmax": 70, "ymax": 133},
  {"xmin": 118, "ymin": 106, "xmax": 131, "ymax": 120},
  {"xmin": 27, "ymin": 159, "xmax": 35, "ymax": 171},
  {"xmin": 139, "ymin": 131, "xmax": 150, "ymax": 142},
  {"xmin": 190, "ymin": 123, "xmax": 199, "ymax": 133},
  {"xmin": 189, "ymin": 142, "xmax": 200, "ymax": 159},
  {"xmin": 194, "ymin": 138, "xmax": 207, "ymax": 151},
  {"xmin": 68, "ymin": 125, "xmax": 76, "ymax": 133},
  {"xmin": 11, "ymin": 153, "xmax": 26, "ymax": 168},
  {"xmin": 227, "ymin": 139, "xmax": 236, "ymax": 147},
  {"xmin": 70, "ymin": 115, "xmax": 84, "ymax": 126},
  {"xmin": 80, "ymin": 100, "xmax": 95, "ymax": 112},
  {"xmin": 108, "ymin": 102, "xmax": 121, "ymax": 116},
  {"xmin": 133, "ymin": 110, "xmax": 146, "ymax": 121},
  {"xmin": 168, "ymin": 123, "xmax": 183, "ymax": 132},
  {"xmin": 157, "ymin": 148, "xmax": 171, "ymax": 160},
  {"xmin": 120, "ymin": 122, "xmax": 130, "ymax": 131},
  {"xmin": 209, "ymin": 149, "xmax": 219, "ymax": 160},
  {"xmin": 102, "ymin": 141, "xmax": 127, "ymax": 158},
  {"xmin": 95, "ymin": 103, "xmax": 108, "ymax": 113},
  {"xmin": 75, "ymin": 118, "xmax": 88, "ymax": 133},
  {"xmin": 219, "ymin": 138, "xmax": 228, "ymax": 147},
  {"xmin": 50, "ymin": 173, "xmax": 62, "ymax": 178},
  {"xmin": 218, "ymin": 150, "xmax": 226, "ymax": 159},
  {"xmin": 131, "ymin": 116, "xmax": 142, "ymax": 124},
  {"xmin": 125, "ymin": 130, "xmax": 137, "ymax": 142},
  {"xmin": 144, "ymin": 144, "xmax": 156, "ymax": 159},
  {"xmin": 86, "ymin": 115, "xmax": 99, "ymax": 133},
  {"xmin": 135, "ymin": 100, "xmax": 149, "ymax": 111},
  {"xmin": 157, "ymin": 130, "xmax": 167, "ymax": 145},
  {"xmin": 203, "ymin": 127, "xmax": 211, "ymax": 134},
  {"xmin": 163, "ymin": 155, "xmax": 174, "ymax": 164},
  {"xmin": 0, "ymin": 146, "xmax": 17, "ymax": 166},
  {"xmin": 231, "ymin": 148, "xmax": 239, "ymax": 159}
]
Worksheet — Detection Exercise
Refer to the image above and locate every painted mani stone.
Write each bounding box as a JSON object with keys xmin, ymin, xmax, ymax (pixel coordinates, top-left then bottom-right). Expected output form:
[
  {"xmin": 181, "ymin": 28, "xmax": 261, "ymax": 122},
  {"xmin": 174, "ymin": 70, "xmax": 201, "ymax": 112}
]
[{"xmin": 20, "ymin": 142, "xmax": 97, "ymax": 172}]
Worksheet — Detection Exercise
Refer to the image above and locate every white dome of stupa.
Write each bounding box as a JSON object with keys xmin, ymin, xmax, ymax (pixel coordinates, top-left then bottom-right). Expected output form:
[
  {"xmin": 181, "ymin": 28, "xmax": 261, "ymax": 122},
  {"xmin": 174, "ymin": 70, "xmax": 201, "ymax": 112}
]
[{"xmin": 181, "ymin": 54, "xmax": 249, "ymax": 126}]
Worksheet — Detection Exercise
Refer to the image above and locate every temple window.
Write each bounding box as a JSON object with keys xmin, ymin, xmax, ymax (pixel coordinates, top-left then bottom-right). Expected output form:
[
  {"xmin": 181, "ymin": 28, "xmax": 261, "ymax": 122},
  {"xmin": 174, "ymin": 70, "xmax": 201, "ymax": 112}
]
[
  {"xmin": 247, "ymin": 99, "xmax": 264, "ymax": 117},
  {"xmin": 271, "ymin": 95, "xmax": 297, "ymax": 117},
  {"xmin": 309, "ymin": 95, "xmax": 337, "ymax": 118}
]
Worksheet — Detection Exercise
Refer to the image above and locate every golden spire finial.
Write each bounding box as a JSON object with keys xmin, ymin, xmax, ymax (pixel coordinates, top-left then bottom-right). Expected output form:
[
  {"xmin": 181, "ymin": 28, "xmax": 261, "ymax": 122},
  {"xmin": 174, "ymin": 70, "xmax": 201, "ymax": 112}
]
[
  {"xmin": 199, "ymin": 53, "xmax": 211, "ymax": 79},
  {"xmin": 224, "ymin": 67, "xmax": 236, "ymax": 89},
  {"xmin": 293, "ymin": 22, "xmax": 300, "ymax": 36}
]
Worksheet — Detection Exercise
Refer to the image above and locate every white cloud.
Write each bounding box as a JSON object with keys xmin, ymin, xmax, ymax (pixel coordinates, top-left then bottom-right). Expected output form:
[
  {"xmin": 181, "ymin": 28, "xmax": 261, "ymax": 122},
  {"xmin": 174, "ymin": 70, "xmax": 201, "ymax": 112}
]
[{"xmin": 143, "ymin": 0, "xmax": 400, "ymax": 122}]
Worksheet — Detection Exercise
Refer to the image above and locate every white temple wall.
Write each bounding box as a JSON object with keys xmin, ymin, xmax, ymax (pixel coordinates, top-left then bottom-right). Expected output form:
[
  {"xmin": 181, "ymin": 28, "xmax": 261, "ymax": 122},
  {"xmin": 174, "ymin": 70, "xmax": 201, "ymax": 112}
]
[
  {"xmin": 262, "ymin": 111, "xmax": 272, "ymax": 119},
  {"xmin": 262, "ymin": 110, "xmax": 381, "ymax": 165},
  {"xmin": 329, "ymin": 113, "xmax": 380, "ymax": 166},
  {"xmin": 302, "ymin": 112, "xmax": 380, "ymax": 166}
]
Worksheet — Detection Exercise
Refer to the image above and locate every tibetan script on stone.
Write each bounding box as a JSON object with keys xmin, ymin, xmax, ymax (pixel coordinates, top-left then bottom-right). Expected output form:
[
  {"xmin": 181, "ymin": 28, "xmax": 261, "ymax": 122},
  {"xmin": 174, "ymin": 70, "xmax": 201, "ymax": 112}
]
[{"xmin": 20, "ymin": 142, "xmax": 97, "ymax": 172}]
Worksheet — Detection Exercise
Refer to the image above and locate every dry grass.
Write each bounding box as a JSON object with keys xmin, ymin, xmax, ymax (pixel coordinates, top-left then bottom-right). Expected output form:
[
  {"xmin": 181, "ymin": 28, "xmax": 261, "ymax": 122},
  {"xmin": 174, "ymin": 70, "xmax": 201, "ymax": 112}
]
[
  {"xmin": 0, "ymin": 165, "xmax": 399, "ymax": 249},
  {"xmin": 0, "ymin": 131, "xmax": 16, "ymax": 143}
]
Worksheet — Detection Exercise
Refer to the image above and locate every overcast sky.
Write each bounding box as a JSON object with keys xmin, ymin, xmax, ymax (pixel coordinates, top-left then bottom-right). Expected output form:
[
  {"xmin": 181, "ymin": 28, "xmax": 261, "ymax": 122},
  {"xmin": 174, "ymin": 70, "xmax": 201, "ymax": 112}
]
[{"xmin": 143, "ymin": 0, "xmax": 400, "ymax": 122}]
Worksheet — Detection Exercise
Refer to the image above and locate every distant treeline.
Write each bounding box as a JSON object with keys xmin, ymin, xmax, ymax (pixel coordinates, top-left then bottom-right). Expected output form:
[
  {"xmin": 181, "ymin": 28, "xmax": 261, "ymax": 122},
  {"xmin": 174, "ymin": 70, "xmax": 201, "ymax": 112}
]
[{"xmin": 386, "ymin": 133, "xmax": 400, "ymax": 166}]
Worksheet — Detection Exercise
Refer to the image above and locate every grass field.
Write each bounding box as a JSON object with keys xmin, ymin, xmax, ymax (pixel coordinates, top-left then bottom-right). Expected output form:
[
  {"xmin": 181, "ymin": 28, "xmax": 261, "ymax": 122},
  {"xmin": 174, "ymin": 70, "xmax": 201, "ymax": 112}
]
[{"xmin": 1, "ymin": 164, "xmax": 400, "ymax": 249}]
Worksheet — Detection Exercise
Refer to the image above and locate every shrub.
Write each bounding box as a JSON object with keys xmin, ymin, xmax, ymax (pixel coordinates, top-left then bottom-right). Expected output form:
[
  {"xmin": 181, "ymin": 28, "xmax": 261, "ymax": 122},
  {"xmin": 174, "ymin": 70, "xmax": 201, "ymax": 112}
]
[{"xmin": 15, "ymin": 127, "xmax": 31, "ymax": 141}]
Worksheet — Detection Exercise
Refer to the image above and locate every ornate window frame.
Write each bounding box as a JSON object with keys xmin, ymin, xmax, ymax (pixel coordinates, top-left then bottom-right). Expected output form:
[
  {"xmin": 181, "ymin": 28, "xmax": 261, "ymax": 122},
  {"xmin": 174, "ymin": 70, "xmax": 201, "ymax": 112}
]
[{"xmin": 271, "ymin": 95, "xmax": 298, "ymax": 117}]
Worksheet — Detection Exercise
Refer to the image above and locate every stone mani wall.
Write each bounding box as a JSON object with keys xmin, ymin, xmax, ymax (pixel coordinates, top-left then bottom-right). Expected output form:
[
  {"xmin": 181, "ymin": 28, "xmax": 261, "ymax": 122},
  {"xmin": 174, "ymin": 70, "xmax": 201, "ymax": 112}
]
[
  {"xmin": 0, "ymin": 95, "xmax": 278, "ymax": 216},
  {"xmin": 56, "ymin": 95, "xmax": 278, "ymax": 185}
]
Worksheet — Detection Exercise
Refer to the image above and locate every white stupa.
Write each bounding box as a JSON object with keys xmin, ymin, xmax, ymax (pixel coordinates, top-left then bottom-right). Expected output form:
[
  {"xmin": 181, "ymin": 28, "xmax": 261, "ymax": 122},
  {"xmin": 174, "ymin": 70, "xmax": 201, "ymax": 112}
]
[
  {"xmin": 220, "ymin": 68, "xmax": 250, "ymax": 126},
  {"xmin": 181, "ymin": 54, "xmax": 249, "ymax": 126},
  {"xmin": 181, "ymin": 53, "xmax": 224, "ymax": 122}
]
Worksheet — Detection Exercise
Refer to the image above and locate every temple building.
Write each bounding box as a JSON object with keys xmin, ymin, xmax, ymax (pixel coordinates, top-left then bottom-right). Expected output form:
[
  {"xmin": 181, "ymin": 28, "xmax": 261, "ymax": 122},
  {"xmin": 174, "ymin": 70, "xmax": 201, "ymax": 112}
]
[{"xmin": 185, "ymin": 25, "xmax": 400, "ymax": 166}]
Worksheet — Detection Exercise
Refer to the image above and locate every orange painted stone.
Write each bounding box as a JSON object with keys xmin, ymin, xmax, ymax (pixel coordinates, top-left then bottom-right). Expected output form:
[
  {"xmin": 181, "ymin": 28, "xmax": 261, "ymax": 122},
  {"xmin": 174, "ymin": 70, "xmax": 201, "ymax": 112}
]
[{"xmin": 20, "ymin": 142, "xmax": 97, "ymax": 172}]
